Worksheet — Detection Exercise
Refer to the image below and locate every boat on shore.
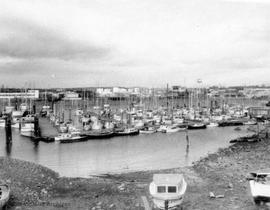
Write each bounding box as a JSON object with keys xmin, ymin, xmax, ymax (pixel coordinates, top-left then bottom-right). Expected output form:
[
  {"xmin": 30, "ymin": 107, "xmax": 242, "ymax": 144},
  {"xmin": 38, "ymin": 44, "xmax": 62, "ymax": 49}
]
[
  {"xmin": 248, "ymin": 169, "xmax": 270, "ymax": 205},
  {"xmin": 149, "ymin": 174, "xmax": 187, "ymax": 209},
  {"xmin": 0, "ymin": 184, "xmax": 10, "ymax": 209}
]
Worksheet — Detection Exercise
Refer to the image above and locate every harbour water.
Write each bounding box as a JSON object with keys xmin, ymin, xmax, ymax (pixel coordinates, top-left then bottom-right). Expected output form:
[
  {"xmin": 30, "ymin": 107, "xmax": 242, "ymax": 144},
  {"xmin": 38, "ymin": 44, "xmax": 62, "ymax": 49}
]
[{"xmin": 0, "ymin": 126, "xmax": 252, "ymax": 178}]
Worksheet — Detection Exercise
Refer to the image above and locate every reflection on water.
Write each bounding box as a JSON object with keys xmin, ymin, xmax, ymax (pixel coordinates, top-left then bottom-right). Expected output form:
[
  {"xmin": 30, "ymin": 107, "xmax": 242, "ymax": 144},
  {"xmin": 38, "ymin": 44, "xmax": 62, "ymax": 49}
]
[
  {"xmin": 5, "ymin": 142, "xmax": 12, "ymax": 157},
  {"xmin": 0, "ymin": 126, "xmax": 252, "ymax": 177},
  {"xmin": 185, "ymin": 144, "xmax": 190, "ymax": 165}
]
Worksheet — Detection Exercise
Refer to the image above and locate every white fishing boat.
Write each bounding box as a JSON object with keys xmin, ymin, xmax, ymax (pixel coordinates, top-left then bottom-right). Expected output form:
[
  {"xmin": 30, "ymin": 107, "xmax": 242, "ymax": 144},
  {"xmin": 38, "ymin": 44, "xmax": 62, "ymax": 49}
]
[
  {"xmin": 55, "ymin": 132, "xmax": 87, "ymax": 143},
  {"xmin": 20, "ymin": 123, "xmax": 34, "ymax": 137},
  {"xmin": 0, "ymin": 184, "xmax": 10, "ymax": 209},
  {"xmin": 207, "ymin": 122, "xmax": 219, "ymax": 127},
  {"xmin": 149, "ymin": 174, "xmax": 187, "ymax": 209},
  {"xmin": 134, "ymin": 120, "xmax": 144, "ymax": 129},
  {"xmin": 0, "ymin": 118, "xmax": 5, "ymax": 127},
  {"xmin": 162, "ymin": 125, "xmax": 183, "ymax": 133},
  {"xmin": 248, "ymin": 169, "xmax": 270, "ymax": 205},
  {"xmin": 115, "ymin": 127, "xmax": 139, "ymax": 136},
  {"xmin": 139, "ymin": 126, "xmax": 157, "ymax": 134},
  {"xmin": 59, "ymin": 124, "xmax": 68, "ymax": 133},
  {"xmin": 244, "ymin": 120, "xmax": 257, "ymax": 125},
  {"xmin": 187, "ymin": 123, "xmax": 207, "ymax": 130},
  {"xmin": 11, "ymin": 117, "xmax": 21, "ymax": 128},
  {"xmin": 157, "ymin": 125, "xmax": 167, "ymax": 132}
]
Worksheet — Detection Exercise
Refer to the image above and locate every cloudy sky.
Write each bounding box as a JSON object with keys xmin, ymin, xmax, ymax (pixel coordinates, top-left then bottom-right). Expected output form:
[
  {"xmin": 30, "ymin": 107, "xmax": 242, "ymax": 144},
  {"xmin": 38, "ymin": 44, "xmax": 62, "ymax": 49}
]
[{"xmin": 0, "ymin": 0, "xmax": 270, "ymax": 88}]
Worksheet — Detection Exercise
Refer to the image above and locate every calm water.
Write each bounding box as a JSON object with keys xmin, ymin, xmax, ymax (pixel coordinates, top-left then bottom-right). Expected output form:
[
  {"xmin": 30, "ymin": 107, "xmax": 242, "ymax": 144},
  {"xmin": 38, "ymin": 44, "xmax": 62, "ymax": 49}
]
[{"xmin": 0, "ymin": 126, "xmax": 252, "ymax": 178}]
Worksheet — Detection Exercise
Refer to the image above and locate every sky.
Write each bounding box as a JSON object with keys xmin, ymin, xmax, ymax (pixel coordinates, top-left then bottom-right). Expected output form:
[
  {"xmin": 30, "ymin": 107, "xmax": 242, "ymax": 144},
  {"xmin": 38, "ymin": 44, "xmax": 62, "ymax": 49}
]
[{"xmin": 0, "ymin": 0, "xmax": 270, "ymax": 88}]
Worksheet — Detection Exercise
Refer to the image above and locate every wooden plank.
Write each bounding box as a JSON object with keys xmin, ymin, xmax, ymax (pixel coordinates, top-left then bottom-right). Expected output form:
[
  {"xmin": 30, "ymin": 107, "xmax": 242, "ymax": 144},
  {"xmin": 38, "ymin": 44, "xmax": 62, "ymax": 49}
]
[{"xmin": 141, "ymin": 196, "xmax": 152, "ymax": 210}]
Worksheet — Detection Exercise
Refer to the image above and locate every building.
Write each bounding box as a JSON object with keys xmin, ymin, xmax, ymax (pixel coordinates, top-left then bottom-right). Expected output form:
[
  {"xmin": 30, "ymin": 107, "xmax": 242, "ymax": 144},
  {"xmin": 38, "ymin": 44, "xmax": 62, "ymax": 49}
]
[
  {"xmin": 0, "ymin": 90, "xmax": 39, "ymax": 99},
  {"xmin": 248, "ymin": 107, "xmax": 270, "ymax": 119},
  {"xmin": 63, "ymin": 91, "xmax": 81, "ymax": 100}
]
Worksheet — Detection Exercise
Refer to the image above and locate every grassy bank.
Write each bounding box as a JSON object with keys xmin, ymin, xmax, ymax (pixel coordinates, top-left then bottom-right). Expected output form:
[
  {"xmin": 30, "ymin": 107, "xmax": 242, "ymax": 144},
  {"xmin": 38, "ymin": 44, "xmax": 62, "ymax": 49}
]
[{"xmin": 1, "ymin": 135, "xmax": 270, "ymax": 209}]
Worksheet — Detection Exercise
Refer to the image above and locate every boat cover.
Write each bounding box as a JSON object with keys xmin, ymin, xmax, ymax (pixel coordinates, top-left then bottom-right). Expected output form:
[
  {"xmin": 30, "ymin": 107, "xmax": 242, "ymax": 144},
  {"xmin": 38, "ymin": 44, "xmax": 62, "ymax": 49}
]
[
  {"xmin": 250, "ymin": 169, "xmax": 270, "ymax": 176},
  {"xmin": 153, "ymin": 174, "xmax": 184, "ymax": 185}
]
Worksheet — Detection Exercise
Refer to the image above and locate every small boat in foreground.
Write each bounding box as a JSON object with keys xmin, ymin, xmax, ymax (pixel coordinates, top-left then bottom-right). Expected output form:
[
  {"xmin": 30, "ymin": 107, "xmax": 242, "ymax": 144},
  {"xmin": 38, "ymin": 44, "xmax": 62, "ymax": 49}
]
[
  {"xmin": 248, "ymin": 169, "xmax": 270, "ymax": 205},
  {"xmin": 149, "ymin": 174, "xmax": 187, "ymax": 209},
  {"xmin": 0, "ymin": 184, "xmax": 10, "ymax": 209}
]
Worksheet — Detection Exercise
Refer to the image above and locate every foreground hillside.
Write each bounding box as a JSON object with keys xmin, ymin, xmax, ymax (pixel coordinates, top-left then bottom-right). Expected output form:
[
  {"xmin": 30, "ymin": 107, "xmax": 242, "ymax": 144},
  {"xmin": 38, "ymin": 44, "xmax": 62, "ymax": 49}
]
[{"xmin": 1, "ymin": 134, "xmax": 270, "ymax": 209}]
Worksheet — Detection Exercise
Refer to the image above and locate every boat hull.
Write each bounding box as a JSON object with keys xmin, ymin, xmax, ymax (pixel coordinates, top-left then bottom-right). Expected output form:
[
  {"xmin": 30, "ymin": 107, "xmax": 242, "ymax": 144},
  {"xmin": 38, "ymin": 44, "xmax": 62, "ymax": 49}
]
[
  {"xmin": 187, "ymin": 124, "xmax": 206, "ymax": 130},
  {"xmin": 85, "ymin": 131, "xmax": 115, "ymax": 139},
  {"xmin": 152, "ymin": 197, "xmax": 184, "ymax": 210},
  {"xmin": 115, "ymin": 130, "xmax": 139, "ymax": 136},
  {"xmin": 21, "ymin": 130, "xmax": 34, "ymax": 137},
  {"xmin": 249, "ymin": 180, "xmax": 270, "ymax": 204},
  {"xmin": 0, "ymin": 184, "xmax": 10, "ymax": 208},
  {"xmin": 58, "ymin": 136, "xmax": 88, "ymax": 143}
]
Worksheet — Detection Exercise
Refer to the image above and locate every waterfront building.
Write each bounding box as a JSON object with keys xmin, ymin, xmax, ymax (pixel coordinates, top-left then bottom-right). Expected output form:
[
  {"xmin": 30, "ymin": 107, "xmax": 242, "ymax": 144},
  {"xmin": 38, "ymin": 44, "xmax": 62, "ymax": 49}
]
[
  {"xmin": 0, "ymin": 90, "xmax": 39, "ymax": 99},
  {"xmin": 248, "ymin": 107, "xmax": 270, "ymax": 119},
  {"xmin": 63, "ymin": 91, "xmax": 81, "ymax": 100}
]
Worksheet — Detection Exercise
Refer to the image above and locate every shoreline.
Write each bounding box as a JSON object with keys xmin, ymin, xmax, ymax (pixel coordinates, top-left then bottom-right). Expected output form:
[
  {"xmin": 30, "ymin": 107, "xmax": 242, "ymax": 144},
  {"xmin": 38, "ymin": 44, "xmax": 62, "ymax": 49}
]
[{"xmin": 1, "ymin": 133, "xmax": 269, "ymax": 209}]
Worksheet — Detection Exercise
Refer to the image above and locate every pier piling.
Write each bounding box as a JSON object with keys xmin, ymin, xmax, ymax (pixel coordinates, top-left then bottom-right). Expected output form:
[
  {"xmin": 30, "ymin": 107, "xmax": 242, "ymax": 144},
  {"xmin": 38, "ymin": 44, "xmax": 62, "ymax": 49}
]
[
  {"xmin": 5, "ymin": 114, "xmax": 12, "ymax": 144},
  {"xmin": 185, "ymin": 128, "xmax": 190, "ymax": 146},
  {"xmin": 34, "ymin": 116, "xmax": 41, "ymax": 137},
  {"xmin": 33, "ymin": 104, "xmax": 36, "ymax": 114}
]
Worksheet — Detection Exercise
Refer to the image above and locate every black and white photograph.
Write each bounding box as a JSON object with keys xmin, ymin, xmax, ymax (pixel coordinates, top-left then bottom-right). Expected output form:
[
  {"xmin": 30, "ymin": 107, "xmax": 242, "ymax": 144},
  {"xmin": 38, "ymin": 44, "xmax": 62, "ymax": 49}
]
[{"xmin": 0, "ymin": 0, "xmax": 270, "ymax": 209}]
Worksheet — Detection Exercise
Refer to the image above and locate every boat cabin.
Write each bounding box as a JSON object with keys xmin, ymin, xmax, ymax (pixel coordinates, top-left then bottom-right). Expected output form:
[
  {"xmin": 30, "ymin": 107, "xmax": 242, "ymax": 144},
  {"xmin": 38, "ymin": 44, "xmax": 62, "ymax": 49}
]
[
  {"xmin": 150, "ymin": 174, "xmax": 183, "ymax": 194},
  {"xmin": 149, "ymin": 174, "xmax": 187, "ymax": 209}
]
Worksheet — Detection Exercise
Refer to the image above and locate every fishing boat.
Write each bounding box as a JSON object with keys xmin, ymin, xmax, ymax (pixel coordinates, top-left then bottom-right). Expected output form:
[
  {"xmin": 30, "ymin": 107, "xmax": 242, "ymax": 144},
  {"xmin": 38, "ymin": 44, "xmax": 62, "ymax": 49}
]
[
  {"xmin": 84, "ymin": 129, "xmax": 115, "ymax": 139},
  {"xmin": 187, "ymin": 123, "xmax": 206, "ymax": 130},
  {"xmin": 55, "ymin": 132, "xmax": 87, "ymax": 143},
  {"xmin": 207, "ymin": 122, "xmax": 219, "ymax": 127},
  {"xmin": 115, "ymin": 127, "xmax": 139, "ymax": 136},
  {"xmin": 244, "ymin": 120, "xmax": 257, "ymax": 125},
  {"xmin": 158, "ymin": 124, "xmax": 184, "ymax": 133},
  {"xmin": 0, "ymin": 118, "xmax": 5, "ymax": 127},
  {"xmin": 0, "ymin": 184, "xmax": 10, "ymax": 209},
  {"xmin": 20, "ymin": 123, "xmax": 35, "ymax": 137},
  {"xmin": 157, "ymin": 125, "xmax": 167, "ymax": 132},
  {"xmin": 149, "ymin": 174, "xmax": 187, "ymax": 209},
  {"xmin": 248, "ymin": 169, "xmax": 270, "ymax": 205},
  {"xmin": 139, "ymin": 126, "xmax": 157, "ymax": 134},
  {"xmin": 165, "ymin": 125, "xmax": 185, "ymax": 133}
]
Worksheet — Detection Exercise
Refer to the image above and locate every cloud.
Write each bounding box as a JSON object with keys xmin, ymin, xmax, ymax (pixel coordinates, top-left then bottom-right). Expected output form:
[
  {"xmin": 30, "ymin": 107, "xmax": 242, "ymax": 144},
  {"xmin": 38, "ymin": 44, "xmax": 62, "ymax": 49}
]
[
  {"xmin": 223, "ymin": 0, "xmax": 270, "ymax": 3},
  {"xmin": 0, "ymin": 18, "xmax": 111, "ymax": 60}
]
